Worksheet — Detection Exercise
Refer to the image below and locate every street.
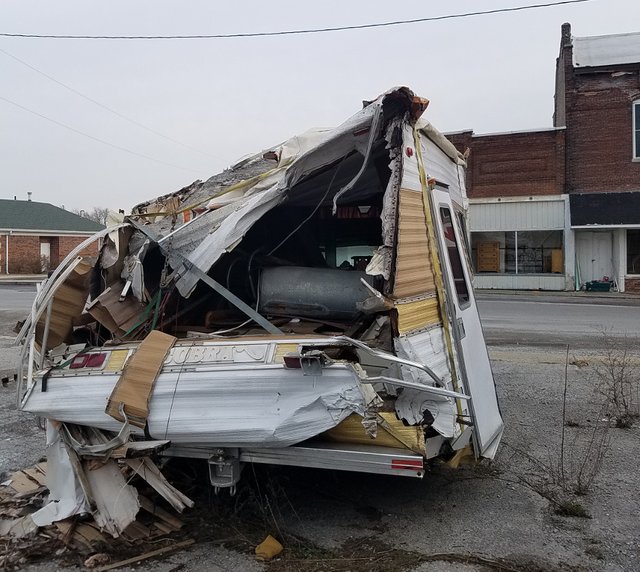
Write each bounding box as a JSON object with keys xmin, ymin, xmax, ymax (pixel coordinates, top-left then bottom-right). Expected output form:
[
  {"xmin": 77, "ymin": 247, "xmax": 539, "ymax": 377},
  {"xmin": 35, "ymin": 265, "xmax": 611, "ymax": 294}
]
[
  {"xmin": 2, "ymin": 284, "xmax": 639, "ymax": 348},
  {"xmin": 0, "ymin": 284, "xmax": 36, "ymax": 313},
  {"xmin": 476, "ymin": 294, "xmax": 640, "ymax": 347}
]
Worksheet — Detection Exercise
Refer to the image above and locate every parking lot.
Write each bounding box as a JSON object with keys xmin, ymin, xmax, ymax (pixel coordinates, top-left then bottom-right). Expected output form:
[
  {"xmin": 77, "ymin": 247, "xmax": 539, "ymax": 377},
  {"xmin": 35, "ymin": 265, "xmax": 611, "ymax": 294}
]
[{"xmin": 1, "ymin": 285, "xmax": 639, "ymax": 571}]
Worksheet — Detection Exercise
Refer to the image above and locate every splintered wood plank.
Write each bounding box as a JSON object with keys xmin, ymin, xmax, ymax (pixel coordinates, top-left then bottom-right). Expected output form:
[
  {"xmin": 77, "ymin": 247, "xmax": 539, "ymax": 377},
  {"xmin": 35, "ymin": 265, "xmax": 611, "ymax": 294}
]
[
  {"xmin": 94, "ymin": 539, "xmax": 195, "ymax": 572},
  {"xmin": 138, "ymin": 496, "xmax": 183, "ymax": 530},
  {"xmin": 74, "ymin": 522, "xmax": 107, "ymax": 544},
  {"xmin": 151, "ymin": 521, "xmax": 175, "ymax": 536},
  {"xmin": 111, "ymin": 440, "xmax": 171, "ymax": 459},
  {"xmin": 123, "ymin": 520, "xmax": 152, "ymax": 541},
  {"xmin": 124, "ymin": 459, "xmax": 193, "ymax": 513}
]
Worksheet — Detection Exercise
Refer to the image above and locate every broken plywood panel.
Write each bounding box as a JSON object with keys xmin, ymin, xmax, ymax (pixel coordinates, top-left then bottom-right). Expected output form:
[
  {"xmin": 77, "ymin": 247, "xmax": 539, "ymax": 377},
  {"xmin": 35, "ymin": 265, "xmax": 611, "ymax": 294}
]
[
  {"xmin": 124, "ymin": 458, "xmax": 193, "ymax": 513},
  {"xmin": 35, "ymin": 259, "xmax": 93, "ymax": 348},
  {"xmin": 323, "ymin": 413, "xmax": 425, "ymax": 455},
  {"xmin": 86, "ymin": 281, "xmax": 146, "ymax": 338},
  {"xmin": 396, "ymin": 297, "xmax": 440, "ymax": 334},
  {"xmin": 84, "ymin": 460, "xmax": 139, "ymax": 537},
  {"xmin": 105, "ymin": 330, "xmax": 176, "ymax": 427}
]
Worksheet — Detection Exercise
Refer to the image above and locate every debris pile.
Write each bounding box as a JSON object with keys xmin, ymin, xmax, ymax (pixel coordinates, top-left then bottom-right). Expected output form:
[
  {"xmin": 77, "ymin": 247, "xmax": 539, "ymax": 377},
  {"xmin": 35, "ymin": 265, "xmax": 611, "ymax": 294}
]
[{"xmin": 0, "ymin": 430, "xmax": 193, "ymax": 570}]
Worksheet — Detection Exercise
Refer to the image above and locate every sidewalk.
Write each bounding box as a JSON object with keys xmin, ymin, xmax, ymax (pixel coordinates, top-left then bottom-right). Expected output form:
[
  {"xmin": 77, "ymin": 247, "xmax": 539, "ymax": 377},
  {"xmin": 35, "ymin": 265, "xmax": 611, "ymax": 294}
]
[
  {"xmin": 475, "ymin": 288, "xmax": 640, "ymax": 303},
  {"xmin": 0, "ymin": 274, "xmax": 46, "ymax": 285}
]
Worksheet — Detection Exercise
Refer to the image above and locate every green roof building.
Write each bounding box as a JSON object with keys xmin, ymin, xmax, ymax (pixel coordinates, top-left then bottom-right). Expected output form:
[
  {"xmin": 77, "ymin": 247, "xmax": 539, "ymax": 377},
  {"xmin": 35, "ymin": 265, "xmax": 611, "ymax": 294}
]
[{"xmin": 0, "ymin": 198, "xmax": 104, "ymax": 275}]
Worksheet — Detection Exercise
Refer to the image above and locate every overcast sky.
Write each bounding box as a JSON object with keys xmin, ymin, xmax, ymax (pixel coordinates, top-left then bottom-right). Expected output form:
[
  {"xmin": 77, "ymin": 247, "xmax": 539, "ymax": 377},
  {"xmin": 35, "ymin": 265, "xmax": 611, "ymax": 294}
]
[{"xmin": 1, "ymin": 0, "xmax": 639, "ymax": 213}]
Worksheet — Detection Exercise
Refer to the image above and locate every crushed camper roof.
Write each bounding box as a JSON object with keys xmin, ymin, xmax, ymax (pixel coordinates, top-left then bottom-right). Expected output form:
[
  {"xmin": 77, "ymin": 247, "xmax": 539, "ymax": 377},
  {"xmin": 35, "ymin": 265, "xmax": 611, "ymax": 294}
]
[{"xmin": 129, "ymin": 86, "xmax": 465, "ymax": 298}]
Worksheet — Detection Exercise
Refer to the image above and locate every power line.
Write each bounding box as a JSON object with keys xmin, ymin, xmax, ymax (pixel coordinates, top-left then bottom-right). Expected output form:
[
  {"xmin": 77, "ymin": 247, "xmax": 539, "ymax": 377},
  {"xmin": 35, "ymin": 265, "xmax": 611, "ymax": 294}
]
[
  {"xmin": 0, "ymin": 94, "xmax": 201, "ymax": 173},
  {"xmin": 0, "ymin": 46, "xmax": 217, "ymax": 161},
  {"xmin": 0, "ymin": 1, "xmax": 595, "ymax": 40}
]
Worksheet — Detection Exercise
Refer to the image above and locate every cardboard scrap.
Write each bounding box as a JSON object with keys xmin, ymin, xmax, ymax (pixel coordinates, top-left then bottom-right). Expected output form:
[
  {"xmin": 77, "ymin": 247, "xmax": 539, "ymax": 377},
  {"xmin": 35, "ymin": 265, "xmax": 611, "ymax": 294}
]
[
  {"xmin": 105, "ymin": 330, "xmax": 176, "ymax": 427},
  {"xmin": 86, "ymin": 281, "xmax": 146, "ymax": 338},
  {"xmin": 35, "ymin": 258, "xmax": 94, "ymax": 348},
  {"xmin": 255, "ymin": 534, "xmax": 284, "ymax": 561}
]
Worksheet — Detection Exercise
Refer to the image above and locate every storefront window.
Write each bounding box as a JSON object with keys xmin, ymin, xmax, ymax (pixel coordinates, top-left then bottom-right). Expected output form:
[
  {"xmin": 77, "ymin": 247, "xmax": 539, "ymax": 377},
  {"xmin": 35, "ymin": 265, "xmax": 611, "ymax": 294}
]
[
  {"xmin": 471, "ymin": 231, "xmax": 563, "ymax": 274},
  {"xmin": 627, "ymin": 229, "xmax": 640, "ymax": 274}
]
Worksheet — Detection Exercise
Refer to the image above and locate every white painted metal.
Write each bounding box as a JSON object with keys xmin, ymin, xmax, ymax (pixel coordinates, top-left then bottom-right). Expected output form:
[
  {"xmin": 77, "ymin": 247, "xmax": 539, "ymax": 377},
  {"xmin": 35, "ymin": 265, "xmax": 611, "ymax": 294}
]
[
  {"xmin": 240, "ymin": 443, "xmax": 425, "ymax": 478},
  {"xmin": 573, "ymin": 31, "xmax": 640, "ymax": 68},
  {"xmin": 21, "ymin": 354, "xmax": 371, "ymax": 448},
  {"xmin": 576, "ymin": 231, "xmax": 614, "ymax": 284},
  {"xmin": 432, "ymin": 187, "xmax": 503, "ymax": 457},
  {"xmin": 469, "ymin": 198, "xmax": 566, "ymax": 232},
  {"xmin": 472, "ymin": 274, "xmax": 567, "ymax": 291}
]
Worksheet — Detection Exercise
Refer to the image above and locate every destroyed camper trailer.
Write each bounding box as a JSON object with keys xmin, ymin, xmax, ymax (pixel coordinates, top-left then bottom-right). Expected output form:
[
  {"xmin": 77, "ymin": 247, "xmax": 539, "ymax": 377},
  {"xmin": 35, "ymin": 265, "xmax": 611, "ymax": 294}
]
[{"xmin": 16, "ymin": 87, "xmax": 503, "ymax": 495}]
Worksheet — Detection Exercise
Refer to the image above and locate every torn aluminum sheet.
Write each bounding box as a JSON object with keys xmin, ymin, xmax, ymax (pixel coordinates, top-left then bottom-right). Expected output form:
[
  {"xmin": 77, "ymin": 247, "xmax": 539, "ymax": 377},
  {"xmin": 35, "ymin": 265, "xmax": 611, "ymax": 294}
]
[
  {"xmin": 31, "ymin": 422, "xmax": 90, "ymax": 527},
  {"xmin": 85, "ymin": 459, "xmax": 139, "ymax": 537},
  {"xmin": 22, "ymin": 341, "xmax": 375, "ymax": 448},
  {"xmin": 395, "ymin": 391, "xmax": 457, "ymax": 439}
]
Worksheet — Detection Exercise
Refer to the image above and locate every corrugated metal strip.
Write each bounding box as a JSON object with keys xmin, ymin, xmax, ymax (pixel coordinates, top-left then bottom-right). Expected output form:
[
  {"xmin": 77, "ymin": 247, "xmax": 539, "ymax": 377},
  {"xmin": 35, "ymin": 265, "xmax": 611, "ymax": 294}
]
[
  {"xmin": 396, "ymin": 297, "xmax": 440, "ymax": 334},
  {"xmin": 393, "ymin": 189, "xmax": 436, "ymax": 298},
  {"xmin": 470, "ymin": 200, "xmax": 565, "ymax": 231}
]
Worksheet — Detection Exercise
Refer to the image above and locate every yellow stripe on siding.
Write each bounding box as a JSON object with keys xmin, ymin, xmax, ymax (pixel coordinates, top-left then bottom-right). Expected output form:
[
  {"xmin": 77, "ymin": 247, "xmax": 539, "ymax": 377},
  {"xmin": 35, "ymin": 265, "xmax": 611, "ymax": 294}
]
[
  {"xmin": 273, "ymin": 343, "xmax": 299, "ymax": 363},
  {"xmin": 396, "ymin": 297, "xmax": 440, "ymax": 334},
  {"xmin": 104, "ymin": 350, "xmax": 130, "ymax": 372}
]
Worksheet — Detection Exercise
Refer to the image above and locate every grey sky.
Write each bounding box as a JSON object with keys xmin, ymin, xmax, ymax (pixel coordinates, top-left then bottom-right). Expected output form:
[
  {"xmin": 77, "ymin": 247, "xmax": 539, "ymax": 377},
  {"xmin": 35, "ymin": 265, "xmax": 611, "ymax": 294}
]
[{"xmin": 1, "ymin": 0, "xmax": 639, "ymax": 213}]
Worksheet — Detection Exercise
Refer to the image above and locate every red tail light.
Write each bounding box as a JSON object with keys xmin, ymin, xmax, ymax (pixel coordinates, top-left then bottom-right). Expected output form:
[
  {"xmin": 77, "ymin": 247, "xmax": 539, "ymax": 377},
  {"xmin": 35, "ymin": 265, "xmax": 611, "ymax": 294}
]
[{"xmin": 70, "ymin": 353, "xmax": 107, "ymax": 369}]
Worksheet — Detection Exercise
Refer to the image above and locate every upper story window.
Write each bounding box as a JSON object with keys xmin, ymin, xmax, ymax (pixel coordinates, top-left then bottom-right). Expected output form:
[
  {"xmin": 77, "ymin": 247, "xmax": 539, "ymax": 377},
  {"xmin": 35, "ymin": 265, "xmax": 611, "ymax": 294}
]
[{"xmin": 634, "ymin": 101, "xmax": 640, "ymax": 160}]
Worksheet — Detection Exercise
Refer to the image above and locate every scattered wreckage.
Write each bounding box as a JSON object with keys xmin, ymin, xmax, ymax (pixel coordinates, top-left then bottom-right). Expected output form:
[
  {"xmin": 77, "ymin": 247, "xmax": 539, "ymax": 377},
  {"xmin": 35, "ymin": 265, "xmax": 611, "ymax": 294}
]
[{"xmin": 13, "ymin": 87, "xmax": 503, "ymax": 538}]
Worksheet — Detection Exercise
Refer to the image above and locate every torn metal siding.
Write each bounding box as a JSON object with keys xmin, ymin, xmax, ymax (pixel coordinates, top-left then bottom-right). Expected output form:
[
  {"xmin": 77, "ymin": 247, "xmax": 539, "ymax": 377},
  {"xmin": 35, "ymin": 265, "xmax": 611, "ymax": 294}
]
[{"xmin": 22, "ymin": 340, "xmax": 372, "ymax": 448}]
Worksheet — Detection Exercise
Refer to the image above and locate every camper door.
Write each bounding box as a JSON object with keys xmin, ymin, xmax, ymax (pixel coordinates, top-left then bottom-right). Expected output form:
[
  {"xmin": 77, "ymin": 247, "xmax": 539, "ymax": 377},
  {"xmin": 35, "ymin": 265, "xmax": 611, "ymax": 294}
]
[{"xmin": 431, "ymin": 188, "xmax": 503, "ymax": 458}]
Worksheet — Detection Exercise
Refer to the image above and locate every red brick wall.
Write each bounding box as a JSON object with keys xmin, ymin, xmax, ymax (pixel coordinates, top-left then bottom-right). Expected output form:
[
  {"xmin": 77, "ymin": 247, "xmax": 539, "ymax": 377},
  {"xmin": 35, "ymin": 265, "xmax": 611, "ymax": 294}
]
[
  {"xmin": 59, "ymin": 236, "xmax": 98, "ymax": 260},
  {"xmin": 564, "ymin": 72, "xmax": 640, "ymax": 193},
  {"xmin": 446, "ymin": 129, "xmax": 565, "ymax": 199},
  {"xmin": 6, "ymin": 235, "xmax": 40, "ymax": 273},
  {"xmin": 0, "ymin": 234, "xmax": 98, "ymax": 274},
  {"xmin": 625, "ymin": 278, "xmax": 640, "ymax": 293}
]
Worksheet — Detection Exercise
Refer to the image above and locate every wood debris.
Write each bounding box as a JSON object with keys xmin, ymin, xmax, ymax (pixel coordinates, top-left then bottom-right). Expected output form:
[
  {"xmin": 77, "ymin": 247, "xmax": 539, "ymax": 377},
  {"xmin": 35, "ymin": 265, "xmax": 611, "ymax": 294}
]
[{"xmin": 0, "ymin": 455, "xmax": 192, "ymax": 570}]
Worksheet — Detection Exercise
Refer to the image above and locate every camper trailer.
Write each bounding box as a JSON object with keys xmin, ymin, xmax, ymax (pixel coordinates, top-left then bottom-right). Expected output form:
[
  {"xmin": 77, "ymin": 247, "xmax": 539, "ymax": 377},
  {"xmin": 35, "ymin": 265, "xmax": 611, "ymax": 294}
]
[{"xmin": 16, "ymin": 87, "xmax": 503, "ymax": 500}]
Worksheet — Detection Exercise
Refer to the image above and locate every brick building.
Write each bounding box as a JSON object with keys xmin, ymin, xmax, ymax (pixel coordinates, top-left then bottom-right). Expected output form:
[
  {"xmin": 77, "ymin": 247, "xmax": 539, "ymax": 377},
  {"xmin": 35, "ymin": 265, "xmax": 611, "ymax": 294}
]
[
  {"xmin": 447, "ymin": 127, "xmax": 570, "ymax": 290},
  {"xmin": 0, "ymin": 198, "xmax": 104, "ymax": 274},
  {"xmin": 556, "ymin": 23, "xmax": 640, "ymax": 293},
  {"xmin": 448, "ymin": 24, "xmax": 640, "ymax": 292}
]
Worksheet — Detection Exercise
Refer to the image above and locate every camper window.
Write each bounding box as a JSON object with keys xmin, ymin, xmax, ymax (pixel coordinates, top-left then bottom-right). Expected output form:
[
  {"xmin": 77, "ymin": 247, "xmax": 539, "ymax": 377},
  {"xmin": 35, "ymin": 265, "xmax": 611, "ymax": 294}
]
[{"xmin": 439, "ymin": 207, "xmax": 470, "ymax": 306}]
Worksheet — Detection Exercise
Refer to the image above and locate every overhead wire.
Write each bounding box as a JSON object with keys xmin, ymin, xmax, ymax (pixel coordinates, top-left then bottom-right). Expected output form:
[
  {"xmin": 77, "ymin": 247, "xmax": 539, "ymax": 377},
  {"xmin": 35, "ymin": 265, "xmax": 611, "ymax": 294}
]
[
  {"xmin": 0, "ymin": 46, "xmax": 218, "ymax": 161},
  {"xmin": 0, "ymin": 93, "xmax": 201, "ymax": 174},
  {"xmin": 0, "ymin": 1, "xmax": 595, "ymax": 40}
]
